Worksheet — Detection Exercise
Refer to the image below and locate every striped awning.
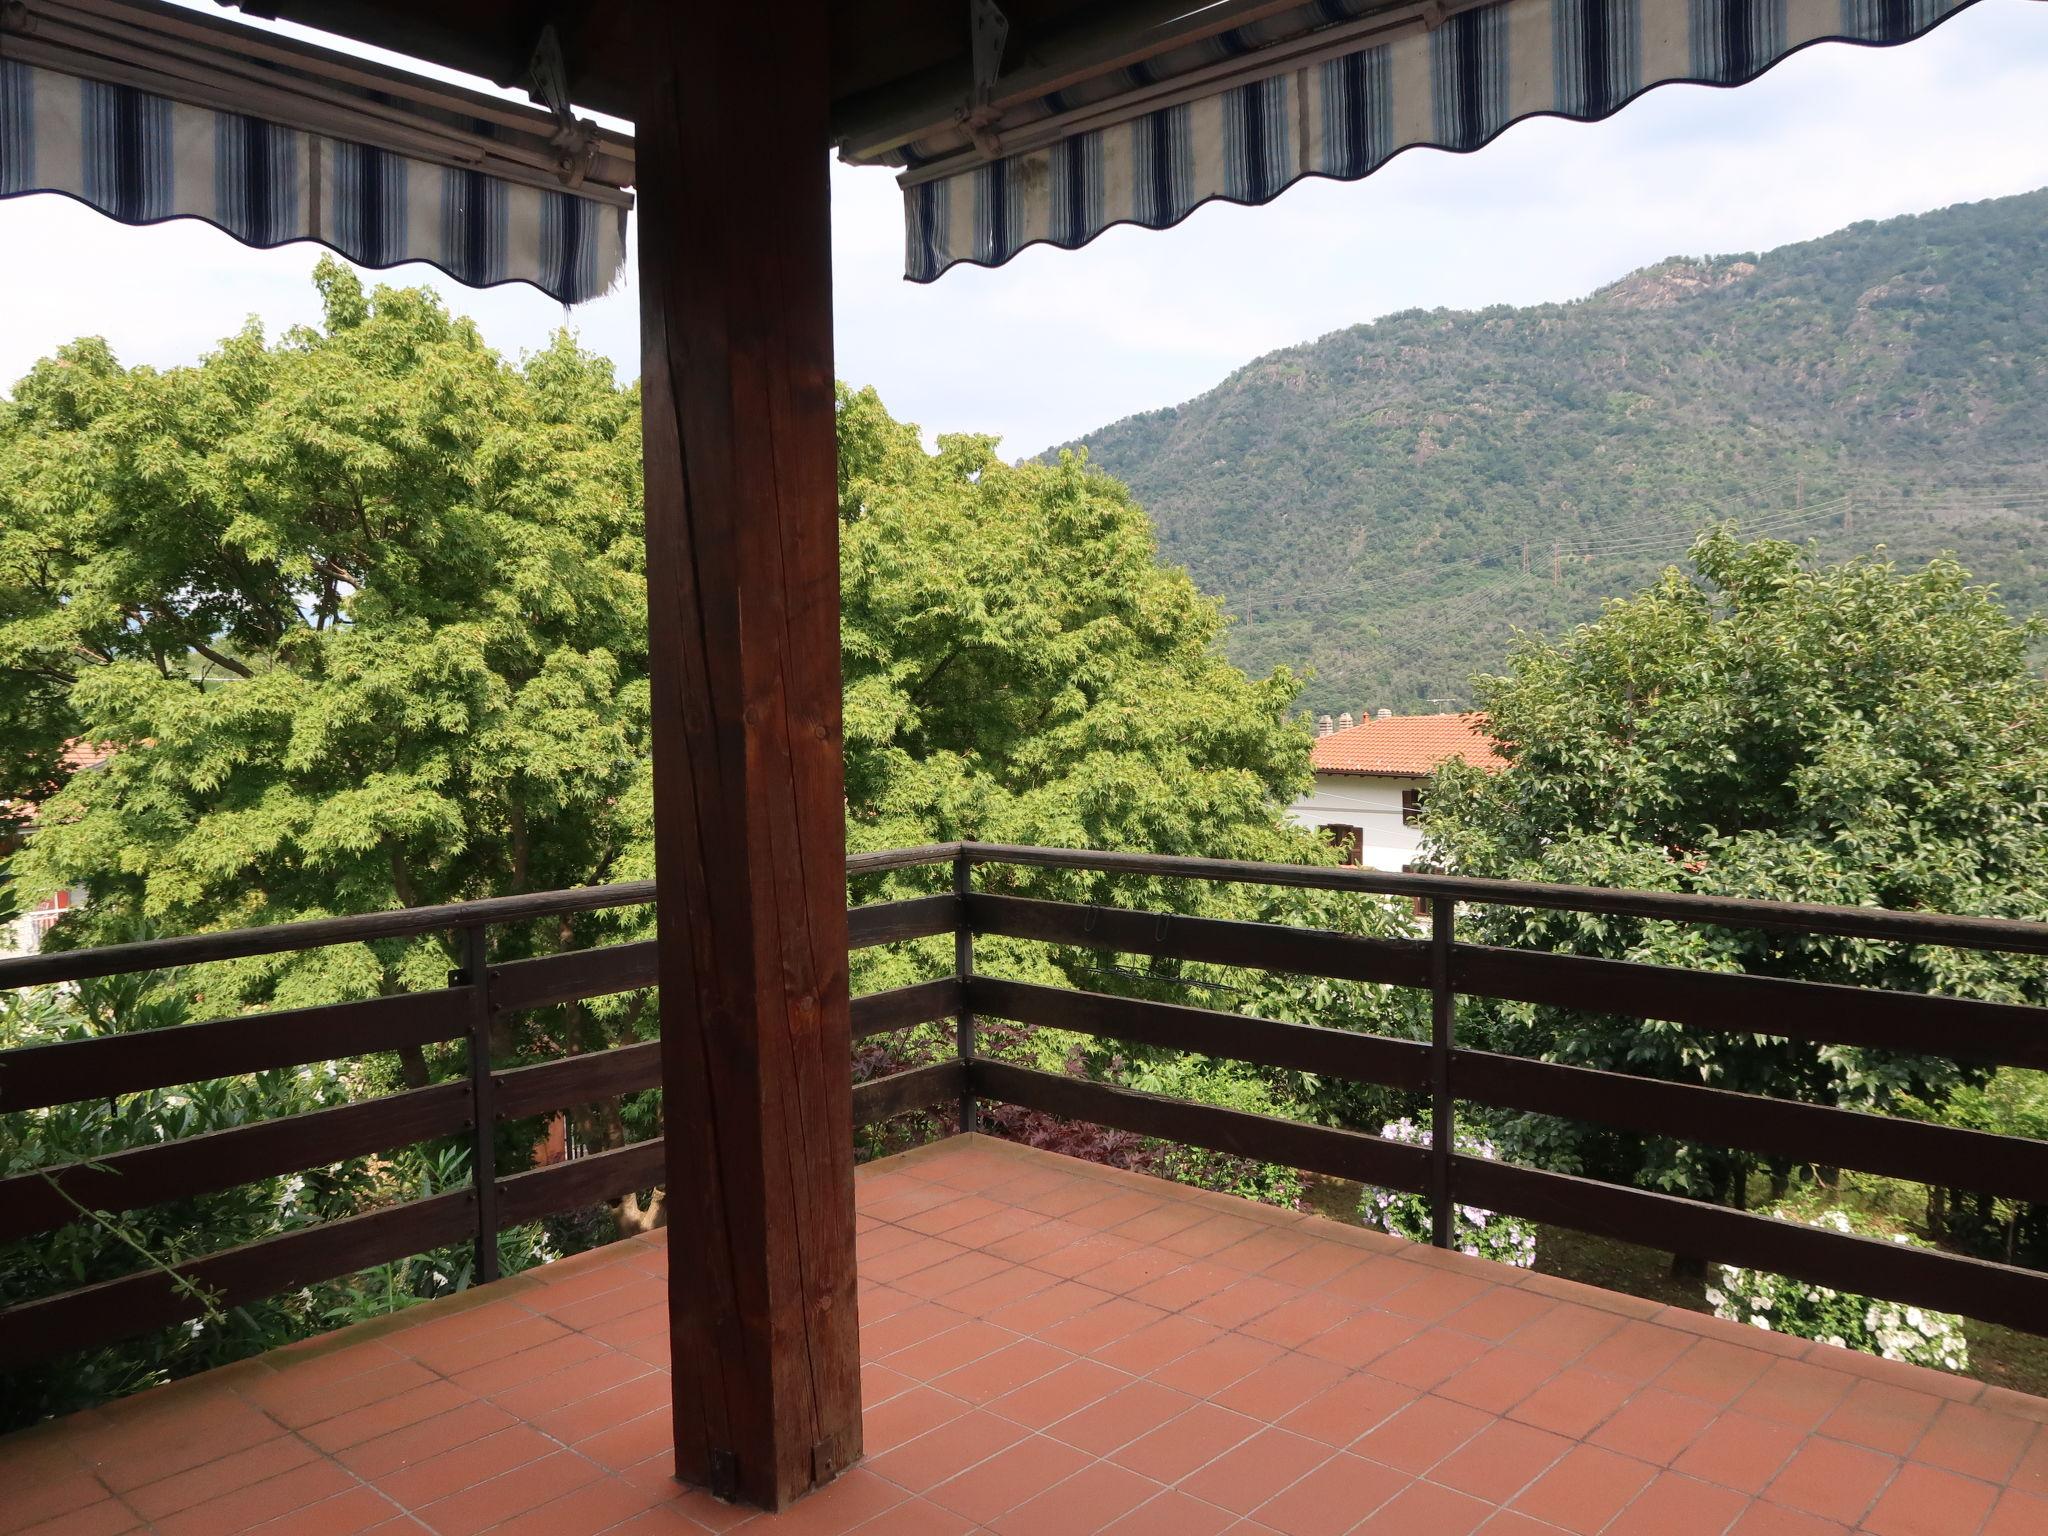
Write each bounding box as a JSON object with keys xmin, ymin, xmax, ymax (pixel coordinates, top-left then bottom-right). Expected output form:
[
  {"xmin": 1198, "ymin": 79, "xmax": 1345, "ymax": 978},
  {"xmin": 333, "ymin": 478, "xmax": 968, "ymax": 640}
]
[
  {"xmin": 860, "ymin": 0, "xmax": 1995, "ymax": 283},
  {"xmin": 0, "ymin": 0, "xmax": 631, "ymax": 305}
]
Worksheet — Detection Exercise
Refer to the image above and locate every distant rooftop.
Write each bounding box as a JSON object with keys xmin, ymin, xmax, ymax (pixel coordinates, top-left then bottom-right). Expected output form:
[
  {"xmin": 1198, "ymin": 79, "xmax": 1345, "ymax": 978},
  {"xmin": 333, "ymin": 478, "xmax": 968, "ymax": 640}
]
[
  {"xmin": 59, "ymin": 740, "xmax": 115, "ymax": 776},
  {"xmin": 1311, "ymin": 714, "xmax": 1503, "ymax": 779},
  {"xmin": 3, "ymin": 739, "xmax": 116, "ymax": 833}
]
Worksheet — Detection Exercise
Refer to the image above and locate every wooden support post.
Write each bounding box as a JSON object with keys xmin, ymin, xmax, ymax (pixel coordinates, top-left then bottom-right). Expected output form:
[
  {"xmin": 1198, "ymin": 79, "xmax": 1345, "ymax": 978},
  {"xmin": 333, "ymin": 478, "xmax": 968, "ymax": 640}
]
[
  {"xmin": 634, "ymin": 2, "xmax": 861, "ymax": 1512},
  {"xmin": 461, "ymin": 924, "xmax": 500, "ymax": 1285},
  {"xmin": 955, "ymin": 850, "xmax": 977, "ymax": 1134},
  {"xmin": 1428, "ymin": 898, "xmax": 1455, "ymax": 1249}
]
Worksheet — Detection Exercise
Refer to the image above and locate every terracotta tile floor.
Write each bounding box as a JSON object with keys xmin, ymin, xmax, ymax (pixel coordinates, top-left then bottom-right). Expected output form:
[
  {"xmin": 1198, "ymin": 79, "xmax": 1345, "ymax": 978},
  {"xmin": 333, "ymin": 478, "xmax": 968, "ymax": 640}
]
[{"xmin": 7, "ymin": 1134, "xmax": 2048, "ymax": 1535}]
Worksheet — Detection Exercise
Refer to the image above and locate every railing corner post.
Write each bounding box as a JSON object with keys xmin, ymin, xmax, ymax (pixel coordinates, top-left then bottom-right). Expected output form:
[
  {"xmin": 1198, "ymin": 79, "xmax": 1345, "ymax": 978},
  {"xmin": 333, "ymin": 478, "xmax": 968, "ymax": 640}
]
[
  {"xmin": 1428, "ymin": 896, "xmax": 1456, "ymax": 1250},
  {"xmin": 463, "ymin": 924, "xmax": 501, "ymax": 1285},
  {"xmin": 954, "ymin": 848, "xmax": 977, "ymax": 1136}
]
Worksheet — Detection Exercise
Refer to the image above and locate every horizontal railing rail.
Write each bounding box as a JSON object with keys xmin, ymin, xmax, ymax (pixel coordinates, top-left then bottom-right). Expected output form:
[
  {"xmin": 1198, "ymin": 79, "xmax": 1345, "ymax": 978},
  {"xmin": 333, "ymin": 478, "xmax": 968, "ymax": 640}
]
[
  {"xmin": 957, "ymin": 842, "xmax": 2048, "ymax": 952},
  {"xmin": 0, "ymin": 1081, "xmax": 475, "ymax": 1246},
  {"xmin": 970, "ymin": 1057, "xmax": 1434, "ymax": 1191},
  {"xmin": 0, "ymin": 989, "xmax": 469, "ymax": 1113},
  {"xmin": 7, "ymin": 838, "xmax": 2048, "ymax": 1372},
  {"xmin": 948, "ymin": 850, "xmax": 2048, "ymax": 1338},
  {"xmin": 0, "ymin": 842, "xmax": 958, "ymax": 991},
  {"xmin": 0, "ymin": 882, "xmax": 662, "ymax": 991},
  {"xmin": 0, "ymin": 872, "xmax": 959, "ymax": 1368},
  {"xmin": 968, "ymin": 893, "xmax": 1432, "ymax": 987},
  {"xmin": 967, "ymin": 976, "xmax": 1430, "ymax": 1090}
]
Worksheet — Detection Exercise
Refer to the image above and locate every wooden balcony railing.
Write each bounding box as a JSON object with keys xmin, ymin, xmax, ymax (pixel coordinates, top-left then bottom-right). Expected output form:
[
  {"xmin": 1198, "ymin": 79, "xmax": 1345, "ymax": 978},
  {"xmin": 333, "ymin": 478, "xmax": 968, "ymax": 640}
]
[{"xmin": 4, "ymin": 841, "xmax": 2047, "ymax": 1372}]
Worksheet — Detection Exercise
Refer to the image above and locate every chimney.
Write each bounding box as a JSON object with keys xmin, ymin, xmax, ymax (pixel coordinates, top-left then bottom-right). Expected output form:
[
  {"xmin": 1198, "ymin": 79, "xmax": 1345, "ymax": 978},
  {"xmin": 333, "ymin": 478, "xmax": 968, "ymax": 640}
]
[
  {"xmin": 1376, "ymin": 707, "xmax": 1393, "ymax": 721},
  {"xmin": 1317, "ymin": 714, "xmax": 1334, "ymax": 737},
  {"xmin": 1337, "ymin": 712, "xmax": 1354, "ymax": 732}
]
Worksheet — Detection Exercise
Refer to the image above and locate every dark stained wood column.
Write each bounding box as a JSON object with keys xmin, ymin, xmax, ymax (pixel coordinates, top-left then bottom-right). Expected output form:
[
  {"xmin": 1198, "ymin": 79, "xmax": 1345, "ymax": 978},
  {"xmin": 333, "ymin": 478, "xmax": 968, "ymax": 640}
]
[{"xmin": 632, "ymin": 1, "xmax": 861, "ymax": 1512}]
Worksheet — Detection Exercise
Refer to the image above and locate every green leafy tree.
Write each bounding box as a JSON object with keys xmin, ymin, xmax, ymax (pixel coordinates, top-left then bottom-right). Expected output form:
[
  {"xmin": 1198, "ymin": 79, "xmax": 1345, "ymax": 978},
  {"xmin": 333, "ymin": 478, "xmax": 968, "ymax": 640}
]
[
  {"xmin": 3, "ymin": 279, "xmax": 1353, "ymax": 1304},
  {"xmin": 837, "ymin": 381, "xmax": 1349, "ymax": 985},
  {"xmin": 2, "ymin": 260, "xmax": 652, "ymax": 1092},
  {"xmin": 1426, "ymin": 529, "xmax": 2048, "ymax": 1205},
  {"xmin": 835, "ymin": 387, "xmax": 1412, "ymax": 1196},
  {"xmin": 839, "ymin": 386, "xmax": 1314, "ymax": 874}
]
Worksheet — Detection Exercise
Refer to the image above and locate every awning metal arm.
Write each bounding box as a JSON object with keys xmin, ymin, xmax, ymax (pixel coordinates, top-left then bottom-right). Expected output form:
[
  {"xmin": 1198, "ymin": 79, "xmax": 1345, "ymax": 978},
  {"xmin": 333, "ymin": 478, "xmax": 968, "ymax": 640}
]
[{"xmin": 526, "ymin": 23, "xmax": 601, "ymax": 190}]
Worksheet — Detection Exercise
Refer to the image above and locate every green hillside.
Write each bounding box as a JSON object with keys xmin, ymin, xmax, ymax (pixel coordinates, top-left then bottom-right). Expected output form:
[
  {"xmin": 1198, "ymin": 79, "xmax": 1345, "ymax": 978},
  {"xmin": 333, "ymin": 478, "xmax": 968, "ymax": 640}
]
[{"xmin": 1058, "ymin": 189, "xmax": 2048, "ymax": 714}]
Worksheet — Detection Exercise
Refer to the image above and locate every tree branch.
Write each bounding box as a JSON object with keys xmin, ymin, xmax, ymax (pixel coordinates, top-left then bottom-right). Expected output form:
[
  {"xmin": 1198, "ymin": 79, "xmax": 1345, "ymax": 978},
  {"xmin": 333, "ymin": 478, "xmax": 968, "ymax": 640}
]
[
  {"xmin": 383, "ymin": 836, "xmax": 423, "ymax": 909},
  {"xmin": 190, "ymin": 642, "xmax": 253, "ymax": 679},
  {"xmin": 508, "ymin": 790, "xmax": 531, "ymax": 894},
  {"xmin": 907, "ymin": 647, "xmax": 963, "ymax": 708}
]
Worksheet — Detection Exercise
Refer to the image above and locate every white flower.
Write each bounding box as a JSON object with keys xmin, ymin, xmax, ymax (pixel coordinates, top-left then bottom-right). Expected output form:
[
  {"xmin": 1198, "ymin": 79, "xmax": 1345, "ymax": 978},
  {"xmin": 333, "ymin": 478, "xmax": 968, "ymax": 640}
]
[{"xmin": 1751, "ymin": 1317, "xmax": 1773, "ymax": 1331}]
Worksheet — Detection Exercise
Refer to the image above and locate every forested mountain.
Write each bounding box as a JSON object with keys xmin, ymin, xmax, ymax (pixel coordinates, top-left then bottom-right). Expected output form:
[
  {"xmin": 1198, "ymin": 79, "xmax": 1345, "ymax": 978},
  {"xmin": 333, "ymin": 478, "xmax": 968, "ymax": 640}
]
[{"xmin": 1058, "ymin": 189, "xmax": 2048, "ymax": 714}]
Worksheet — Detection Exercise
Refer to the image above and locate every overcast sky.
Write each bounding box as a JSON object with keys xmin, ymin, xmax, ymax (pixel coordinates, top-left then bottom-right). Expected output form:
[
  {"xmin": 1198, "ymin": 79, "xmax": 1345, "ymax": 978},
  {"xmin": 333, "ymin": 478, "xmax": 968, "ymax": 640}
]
[{"xmin": 3, "ymin": 0, "xmax": 2046, "ymax": 459}]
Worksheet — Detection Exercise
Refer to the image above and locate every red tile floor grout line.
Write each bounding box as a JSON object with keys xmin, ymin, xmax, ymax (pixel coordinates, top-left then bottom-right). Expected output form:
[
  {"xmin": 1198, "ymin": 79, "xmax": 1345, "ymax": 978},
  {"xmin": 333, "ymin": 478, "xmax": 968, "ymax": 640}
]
[{"xmin": 3, "ymin": 1134, "xmax": 2046, "ymax": 1535}]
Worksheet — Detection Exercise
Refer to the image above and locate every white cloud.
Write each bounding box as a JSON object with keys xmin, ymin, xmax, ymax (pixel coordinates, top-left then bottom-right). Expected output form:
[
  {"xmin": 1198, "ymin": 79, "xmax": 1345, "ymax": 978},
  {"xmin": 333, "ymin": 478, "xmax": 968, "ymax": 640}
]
[{"xmin": 3, "ymin": 0, "xmax": 2046, "ymax": 459}]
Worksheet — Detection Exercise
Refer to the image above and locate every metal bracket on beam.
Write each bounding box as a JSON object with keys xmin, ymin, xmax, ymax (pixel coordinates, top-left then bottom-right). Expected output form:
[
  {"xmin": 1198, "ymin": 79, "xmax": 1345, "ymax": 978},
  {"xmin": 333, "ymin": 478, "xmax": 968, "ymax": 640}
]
[
  {"xmin": 955, "ymin": 0, "xmax": 1010, "ymax": 156},
  {"xmin": 969, "ymin": 0, "xmax": 1009, "ymax": 103}
]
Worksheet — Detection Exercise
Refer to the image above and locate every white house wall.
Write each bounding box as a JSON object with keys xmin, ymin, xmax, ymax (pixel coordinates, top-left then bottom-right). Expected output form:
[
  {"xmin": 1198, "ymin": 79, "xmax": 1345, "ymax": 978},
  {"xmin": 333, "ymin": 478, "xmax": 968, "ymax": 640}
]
[
  {"xmin": 1287, "ymin": 774, "xmax": 1428, "ymax": 872},
  {"xmin": 3, "ymin": 885, "xmax": 88, "ymax": 957}
]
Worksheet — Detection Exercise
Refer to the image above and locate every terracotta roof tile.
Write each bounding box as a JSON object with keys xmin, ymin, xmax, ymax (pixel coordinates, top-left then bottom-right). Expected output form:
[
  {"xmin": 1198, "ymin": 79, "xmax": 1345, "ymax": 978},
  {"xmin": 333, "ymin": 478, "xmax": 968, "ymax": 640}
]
[
  {"xmin": 1310, "ymin": 714, "xmax": 1503, "ymax": 778},
  {"xmin": 60, "ymin": 740, "xmax": 116, "ymax": 774},
  {"xmin": 4, "ymin": 739, "xmax": 118, "ymax": 831}
]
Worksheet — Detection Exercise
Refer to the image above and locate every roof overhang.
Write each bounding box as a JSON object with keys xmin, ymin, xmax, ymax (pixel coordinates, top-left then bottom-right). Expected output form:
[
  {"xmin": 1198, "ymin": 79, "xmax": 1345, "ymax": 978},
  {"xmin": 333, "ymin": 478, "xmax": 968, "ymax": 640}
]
[
  {"xmin": 0, "ymin": 0, "xmax": 2021, "ymax": 298},
  {"xmin": 839, "ymin": 0, "xmax": 2007, "ymax": 281},
  {"xmin": 2, "ymin": 0, "xmax": 632, "ymax": 302}
]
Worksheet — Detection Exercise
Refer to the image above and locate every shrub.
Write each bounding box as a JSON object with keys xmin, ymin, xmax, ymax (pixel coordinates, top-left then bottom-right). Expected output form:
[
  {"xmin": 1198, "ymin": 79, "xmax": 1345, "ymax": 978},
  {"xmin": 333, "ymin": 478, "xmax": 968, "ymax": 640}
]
[
  {"xmin": 1148, "ymin": 1138, "xmax": 1303, "ymax": 1209},
  {"xmin": 1121, "ymin": 1055, "xmax": 1305, "ymax": 1209},
  {"xmin": 1360, "ymin": 1119, "xmax": 1537, "ymax": 1267},
  {"xmin": 1706, "ymin": 1209, "xmax": 1969, "ymax": 1372}
]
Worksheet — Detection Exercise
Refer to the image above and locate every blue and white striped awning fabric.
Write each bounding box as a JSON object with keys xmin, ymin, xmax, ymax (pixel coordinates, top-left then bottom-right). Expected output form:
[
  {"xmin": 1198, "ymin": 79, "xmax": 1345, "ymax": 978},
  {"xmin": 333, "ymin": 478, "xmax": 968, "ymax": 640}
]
[
  {"xmin": 0, "ymin": 56, "xmax": 627, "ymax": 305},
  {"xmin": 897, "ymin": 0, "xmax": 1987, "ymax": 282}
]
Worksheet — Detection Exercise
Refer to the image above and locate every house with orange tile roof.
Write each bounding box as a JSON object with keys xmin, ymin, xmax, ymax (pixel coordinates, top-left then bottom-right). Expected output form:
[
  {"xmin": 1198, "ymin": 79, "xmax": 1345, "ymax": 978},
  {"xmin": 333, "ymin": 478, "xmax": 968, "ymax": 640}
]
[
  {"xmin": 2, "ymin": 740, "xmax": 112, "ymax": 957},
  {"xmin": 1290, "ymin": 711, "xmax": 1503, "ymax": 872}
]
